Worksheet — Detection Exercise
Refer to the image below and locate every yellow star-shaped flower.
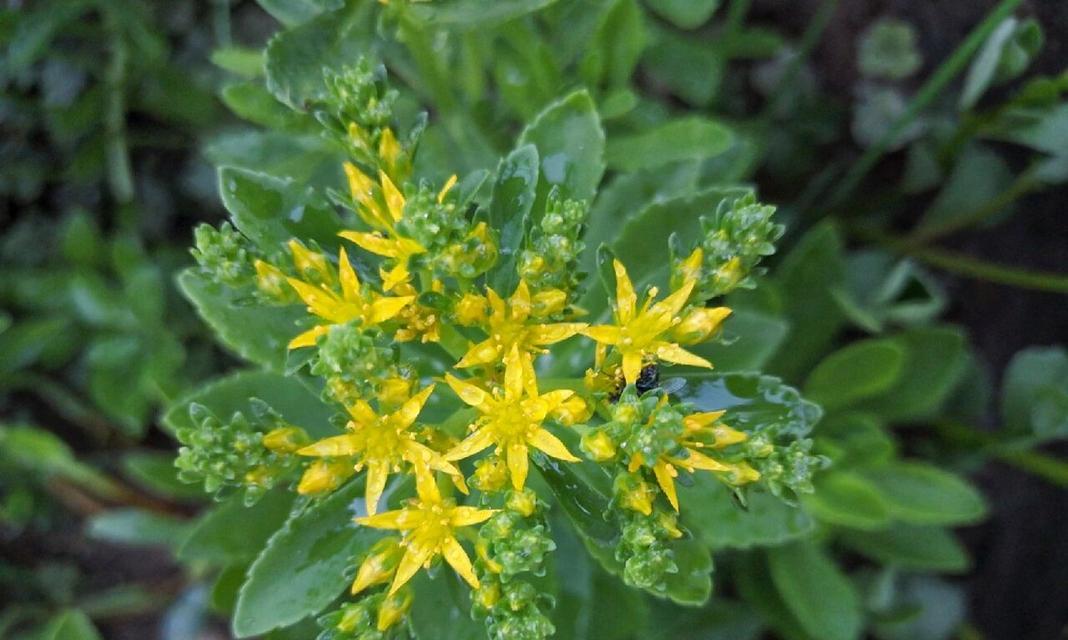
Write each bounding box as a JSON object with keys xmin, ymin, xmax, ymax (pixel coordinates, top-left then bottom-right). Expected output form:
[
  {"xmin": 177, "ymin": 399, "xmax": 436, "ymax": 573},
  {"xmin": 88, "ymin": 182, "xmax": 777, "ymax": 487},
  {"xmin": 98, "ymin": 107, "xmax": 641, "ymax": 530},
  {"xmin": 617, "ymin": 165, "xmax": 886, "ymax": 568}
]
[
  {"xmin": 631, "ymin": 409, "xmax": 760, "ymax": 512},
  {"xmin": 281, "ymin": 244, "xmax": 413, "ymax": 349},
  {"xmin": 296, "ymin": 385, "xmax": 463, "ymax": 515},
  {"xmin": 456, "ymin": 280, "xmax": 585, "ymax": 371},
  {"xmin": 445, "ymin": 347, "xmax": 582, "ymax": 490},
  {"xmin": 355, "ymin": 475, "xmax": 496, "ymax": 595},
  {"xmin": 583, "ymin": 259, "xmax": 730, "ymax": 385}
]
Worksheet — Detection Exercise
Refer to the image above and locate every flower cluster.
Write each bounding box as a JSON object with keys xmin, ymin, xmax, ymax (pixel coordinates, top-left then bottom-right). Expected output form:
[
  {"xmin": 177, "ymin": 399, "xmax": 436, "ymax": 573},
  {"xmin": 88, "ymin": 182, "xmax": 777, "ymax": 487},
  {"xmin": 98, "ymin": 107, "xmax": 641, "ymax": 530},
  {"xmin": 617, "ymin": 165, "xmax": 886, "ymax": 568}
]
[{"xmin": 180, "ymin": 60, "xmax": 820, "ymax": 640}]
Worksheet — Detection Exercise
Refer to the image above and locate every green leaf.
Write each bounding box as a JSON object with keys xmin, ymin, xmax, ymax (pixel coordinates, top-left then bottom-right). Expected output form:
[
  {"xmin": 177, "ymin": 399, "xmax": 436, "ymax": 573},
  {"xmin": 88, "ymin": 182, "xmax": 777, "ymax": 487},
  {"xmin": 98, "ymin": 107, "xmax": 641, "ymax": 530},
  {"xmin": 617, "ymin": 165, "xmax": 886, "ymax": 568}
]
[
  {"xmin": 960, "ymin": 17, "xmax": 1043, "ymax": 110},
  {"xmin": 86, "ymin": 509, "xmax": 190, "ymax": 548},
  {"xmin": 642, "ymin": 29, "xmax": 723, "ymax": 107},
  {"xmin": 642, "ymin": 598, "xmax": 761, "ymax": 640},
  {"xmin": 766, "ymin": 541, "xmax": 863, "ymax": 640},
  {"xmin": 581, "ymin": 0, "xmax": 647, "ymax": 90},
  {"xmin": 221, "ymin": 81, "xmax": 307, "ymax": 131},
  {"xmin": 679, "ymin": 475, "xmax": 813, "ymax": 549},
  {"xmin": 672, "ymin": 372, "xmax": 823, "ymax": 440},
  {"xmin": 801, "ymin": 470, "xmax": 890, "ymax": 530},
  {"xmin": 517, "ymin": 89, "xmax": 605, "ymax": 208},
  {"xmin": 218, "ymin": 166, "xmax": 342, "ymax": 253},
  {"xmin": 0, "ymin": 425, "xmax": 119, "ymax": 498},
  {"xmin": 815, "ymin": 413, "xmax": 896, "ymax": 466},
  {"xmin": 535, "ymin": 457, "xmax": 712, "ymax": 606},
  {"xmin": 838, "ymin": 524, "xmax": 970, "ymax": 572},
  {"xmin": 178, "ymin": 490, "xmax": 296, "ymax": 564},
  {"xmin": 177, "ymin": 270, "xmax": 305, "ymax": 372},
  {"xmin": 862, "ymin": 462, "xmax": 986, "ymax": 526},
  {"xmin": 1001, "ymin": 346, "xmax": 1068, "ymax": 440},
  {"xmin": 255, "ymin": 0, "xmax": 343, "ymax": 27},
  {"xmin": 211, "ymin": 47, "xmax": 265, "ymax": 78},
  {"xmin": 606, "ymin": 118, "xmax": 733, "ymax": 172},
  {"xmin": 410, "ymin": 0, "xmax": 560, "ymax": 27},
  {"xmin": 767, "ymin": 222, "xmax": 848, "ymax": 381},
  {"xmin": 689, "ymin": 308, "xmax": 789, "ymax": 372},
  {"xmin": 803, "ymin": 339, "xmax": 905, "ymax": 411},
  {"xmin": 41, "ymin": 609, "xmax": 102, "ymax": 640},
  {"xmin": 852, "ymin": 326, "xmax": 968, "ymax": 422},
  {"xmin": 735, "ymin": 552, "xmax": 815, "ymax": 640},
  {"xmin": 917, "ymin": 144, "xmax": 1014, "ymax": 234},
  {"xmin": 205, "ymin": 130, "xmax": 344, "ymax": 189},
  {"xmin": 264, "ymin": 5, "xmax": 372, "ymax": 110},
  {"xmin": 122, "ymin": 452, "xmax": 206, "ymax": 501},
  {"xmin": 488, "ymin": 144, "xmax": 539, "ymax": 292},
  {"xmin": 408, "ymin": 572, "xmax": 485, "ymax": 640},
  {"xmin": 163, "ymin": 369, "xmax": 336, "ymax": 439},
  {"xmin": 233, "ymin": 479, "xmax": 382, "ymax": 637},
  {"xmin": 647, "ymin": 0, "xmax": 719, "ymax": 29}
]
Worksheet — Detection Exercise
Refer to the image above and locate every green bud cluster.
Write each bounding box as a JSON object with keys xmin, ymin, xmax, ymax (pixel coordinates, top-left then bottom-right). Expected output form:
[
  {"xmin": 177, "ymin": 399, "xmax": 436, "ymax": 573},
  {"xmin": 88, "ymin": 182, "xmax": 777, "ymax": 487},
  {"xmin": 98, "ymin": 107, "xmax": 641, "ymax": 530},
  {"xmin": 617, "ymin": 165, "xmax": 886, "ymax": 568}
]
[
  {"xmin": 316, "ymin": 594, "xmax": 403, "ymax": 640},
  {"xmin": 688, "ymin": 194, "xmax": 783, "ymax": 300},
  {"xmin": 858, "ymin": 18, "xmax": 923, "ymax": 81},
  {"xmin": 322, "ymin": 58, "xmax": 398, "ymax": 135},
  {"xmin": 191, "ymin": 222, "xmax": 255, "ymax": 288},
  {"xmin": 745, "ymin": 437, "xmax": 822, "ymax": 501},
  {"xmin": 174, "ymin": 399, "xmax": 296, "ymax": 504},
  {"xmin": 473, "ymin": 489, "xmax": 556, "ymax": 640},
  {"xmin": 398, "ymin": 185, "xmax": 497, "ymax": 281},
  {"xmin": 311, "ymin": 324, "xmax": 395, "ymax": 390},
  {"xmin": 518, "ymin": 190, "xmax": 587, "ymax": 299},
  {"xmin": 615, "ymin": 508, "xmax": 682, "ymax": 592}
]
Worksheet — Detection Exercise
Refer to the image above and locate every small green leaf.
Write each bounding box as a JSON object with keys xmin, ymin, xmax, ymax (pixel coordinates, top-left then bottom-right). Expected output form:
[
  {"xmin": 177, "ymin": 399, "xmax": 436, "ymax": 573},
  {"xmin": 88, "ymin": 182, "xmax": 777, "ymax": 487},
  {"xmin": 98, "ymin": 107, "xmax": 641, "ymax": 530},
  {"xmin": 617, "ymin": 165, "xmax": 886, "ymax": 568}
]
[
  {"xmin": 852, "ymin": 326, "xmax": 968, "ymax": 422},
  {"xmin": 1001, "ymin": 346, "xmax": 1068, "ymax": 440},
  {"xmin": 581, "ymin": 0, "xmax": 647, "ymax": 89},
  {"xmin": 255, "ymin": 0, "xmax": 343, "ymax": 27},
  {"xmin": 178, "ymin": 490, "xmax": 296, "ymax": 564},
  {"xmin": 218, "ymin": 166, "xmax": 342, "ymax": 253},
  {"xmin": 838, "ymin": 524, "xmax": 970, "ymax": 572},
  {"xmin": 488, "ymin": 144, "xmax": 539, "ymax": 292},
  {"xmin": 804, "ymin": 339, "xmax": 905, "ymax": 411},
  {"xmin": 606, "ymin": 118, "xmax": 733, "ymax": 172},
  {"xmin": 41, "ymin": 609, "xmax": 103, "ymax": 640},
  {"xmin": 86, "ymin": 509, "xmax": 190, "ymax": 548},
  {"xmin": 410, "ymin": 0, "xmax": 560, "ymax": 27},
  {"xmin": 679, "ymin": 475, "xmax": 813, "ymax": 549},
  {"xmin": 647, "ymin": 0, "xmax": 719, "ymax": 29},
  {"xmin": 518, "ymin": 89, "xmax": 605, "ymax": 208},
  {"xmin": 163, "ymin": 369, "xmax": 336, "ymax": 438},
  {"xmin": 960, "ymin": 17, "xmax": 1043, "ymax": 110},
  {"xmin": 177, "ymin": 270, "xmax": 305, "ymax": 372},
  {"xmin": 211, "ymin": 47, "xmax": 264, "ymax": 78},
  {"xmin": 264, "ymin": 5, "xmax": 372, "ymax": 109},
  {"xmin": 917, "ymin": 144, "xmax": 1014, "ymax": 235},
  {"xmin": 735, "ymin": 552, "xmax": 816, "ymax": 640},
  {"xmin": 816, "ymin": 413, "xmax": 896, "ymax": 466},
  {"xmin": 766, "ymin": 541, "xmax": 863, "ymax": 640},
  {"xmin": 122, "ymin": 452, "xmax": 206, "ymax": 501},
  {"xmin": 408, "ymin": 572, "xmax": 485, "ymax": 640},
  {"xmin": 801, "ymin": 470, "xmax": 890, "ymax": 530},
  {"xmin": 232, "ymin": 479, "xmax": 382, "ymax": 637},
  {"xmin": 689, "ymin": 308, "xmax": 789, "ymax": 372},
  {"xmin": 862, "ymin": 462, "xmax": 987, "ymax": 526},
  {"xmin": 221, "ymin": 81, "xmax": 306, "ymax": 131}
]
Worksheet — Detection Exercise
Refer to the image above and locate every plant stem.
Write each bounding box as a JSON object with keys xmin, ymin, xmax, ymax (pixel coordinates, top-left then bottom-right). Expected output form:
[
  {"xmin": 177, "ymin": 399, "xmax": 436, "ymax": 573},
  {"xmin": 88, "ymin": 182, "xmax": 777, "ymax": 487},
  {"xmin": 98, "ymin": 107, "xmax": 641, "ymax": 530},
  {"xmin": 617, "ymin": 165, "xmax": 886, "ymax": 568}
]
[
  {"xmin": 826, "ymin": 0, "xmax": 1025, "ymax": 207},
  {"xmin": 932, "ymin": 420, "xmax": 1068, "ymax": 488},
  {"xmin": 759, "ymin": 0, "xmax": 838, "ymax": 121},
  {"xmin": 102, "ymin": 5, "xmax": 136, "ymax": 228}
]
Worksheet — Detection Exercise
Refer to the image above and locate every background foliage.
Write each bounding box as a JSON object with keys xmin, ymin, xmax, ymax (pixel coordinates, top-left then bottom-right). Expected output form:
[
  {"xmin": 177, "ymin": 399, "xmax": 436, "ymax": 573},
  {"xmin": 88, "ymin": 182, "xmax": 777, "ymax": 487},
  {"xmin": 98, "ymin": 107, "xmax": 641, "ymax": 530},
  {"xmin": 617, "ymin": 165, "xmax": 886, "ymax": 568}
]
[{"xmin": 1, "ymin": 1, "xmax": 1066, "ymax": 639}]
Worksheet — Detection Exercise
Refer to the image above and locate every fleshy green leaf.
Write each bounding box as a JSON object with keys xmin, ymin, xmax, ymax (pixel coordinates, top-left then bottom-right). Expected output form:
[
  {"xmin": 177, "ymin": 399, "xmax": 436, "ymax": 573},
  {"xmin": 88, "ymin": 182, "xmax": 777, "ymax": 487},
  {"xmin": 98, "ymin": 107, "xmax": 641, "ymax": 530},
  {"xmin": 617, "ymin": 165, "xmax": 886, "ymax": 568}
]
[
  {"xmin": 163, "ymin": 369, "xmax": 335, "ymax": 438},
  {"xmin": 178, "ymin": 489, "xmax": 296, "ymax": 564},
  {"xmin": 766, "ymin": 541, "xmax": 863, "ymax": 640},
  {"xmin": 852, "ymin": 326, "xmax": 968, "ymax": 422},
  {"xmin": 255, "ymin": 0, "xmax": 343, "ymax": 27},
  {"xmin": 218, "ymin": 166, "xmax": 342, "ymax": 253},
  {"xmin": 838, "ymin": 524, "xmax": 970, "ymax": 572},
  {"xmin": 803, "ymin": 339, "xmax": 905, "ymax": 411},
  {"xmin": 232, "ymin": 479, "xmax": 381, "ymax": 637},
  {"xmin": 646, "ymin": 0, "xmax": 719, "ymax": 29},
  {"xmin": 488, "ymin": 144, "xmax": 539, "ymax": 293},
  {"xmin": 122, "ymin": 452, "xmax": 206, "ymax": 501},
  {"xmin": 410, "ymin": 0, "xmax": 560, "ymax": 27},
  {"xmin": 221, "ymin": 81, "xmax": 307, "ymax": 131},
  {"xmin": 86, "ymin": 509, "xmax": 190, "ymax": 548},
  {"xmin": 408, "ymin": 572, "xmax": 485, "ymax": 640},
  {"xmin": 41, "ymin": 610, "xmax": 103, "ymax": 640},
  {"xmin": 801, "ymin": 470, "xmax": 890, "ymax": 530},
  {"xmin": 535, "ymin": 457, "xmax": 713, "ymax": 606},
  {"xmin": 517, "ymin": 89, "xmax": 605, "ymax": 209},
  {"xmin": 679, "ymin": 475, "xmax": 813, "ymax": 549},
  {"xmin": 177, "ymin": 270, "xmax": 305, "ymax": 372},
  {"xmin": 960, "ymin": 17, "xmax": 1043, "ymax": 110},
  {"xmin": 581, "ymin": 0, "xmax": 647, "ymax": 90},
  {"xmin": 606, "ymin": 118, "xmax": 733, "ymax": 172},
  {"xmin": 1001, "ymin": 346, "xmax": 1068, "ymax": 440},
  {"xmin": 861, "ymin": 462, "xmax": 987, "ymax": 526},
  {"xmin": 264, "ymin": 4, "xmax": 372, "ymax": 110}
]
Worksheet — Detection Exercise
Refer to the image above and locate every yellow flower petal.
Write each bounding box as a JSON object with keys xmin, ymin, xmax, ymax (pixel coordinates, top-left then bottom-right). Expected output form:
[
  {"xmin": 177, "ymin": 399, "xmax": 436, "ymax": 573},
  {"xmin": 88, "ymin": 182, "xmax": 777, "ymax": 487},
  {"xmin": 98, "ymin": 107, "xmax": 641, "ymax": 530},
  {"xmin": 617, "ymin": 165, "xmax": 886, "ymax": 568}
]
[
  {"xmin": 394, "ymin": 384, "xmax": 435, "ymax": 428},
  {"xmin": 445, "ymin": 427, "xmax": 496, "ymax": 462},
  {"xmin": 437, "ymin": 174, "xmax": 458, "ymax": 204},
  {"xmin": 337, "ymin": 247, "xmax": 361, "ymax": 302},
  {"xmin": 288, "ymin": 324, "xmax": 329, "ymax": 350},
  {"xmin": 654, "ymin": 343, "xmax": 712, "ymax": 369},
  {"xmin": 582, "ymin": 325, "xmax": 622, "ymax": 345},
  {"xmin": 441, "ymin": 536, "xmax": 480, "ymax": 589},
  {"xmin": 683, "ymin": 410, "xmax": 727, "ymax": 429},
  {"xmin": 649, "ymin": 278, "xmax": 695, "ymax": 319},
  {"xmin": 345, "ymin": 162, "xmax": 375, "ymax": 206},
  {"xmin": 287, "ymin": 278, "xmax": 343, "ymax": 321},
  {"xmin": 388, "ymin": 543, "xmax": 434, "ymax": 595},
  {"xmin": 456, "ymin": 338, "xmax": 500, "ymax": 368},
  {"xmin": 506, "ymin": 442, "xmax": 530, "ymax": 490},
  {"xmin": 450, "ymin": 506, "xmax": 497, "ymax": 527},
  {"xmin": 369, "ymin": 295, "xmax": 414, "ymax": 323},
  {"xmin": 510, "ymin": 280, "xmax": 531, "ymax": 322},
  {"xmin": 356, "ymin": 508, "xmax": 417, "ymax": 530},
  {"xmin": 529, "ymin": 322, "xmax": 586, "ymax": 345},
  {"xmin": 503, "ymin": 347, "xmax": 525, "ymax": 401},
  {"xmin": 378, "ymin": 128, "xmax": 401, "ymax": 168},
  {"xmin": 365, "ymin": 459, "xmax": 390, "ymax": 517},
  {"xmin": 612, "ymin": 260, "xmax": 637, "ymax": 323},
  {"xmin": 622, "ymin": 351, "xmax": 644, "ymax": 386},
  {"xmin": 346, "ymin": 399, "xmax": 378, "ymax": 425},
  {"xmin": 341, "ymin": 230, "xmax": 399, "ymax": 258},
  {"xmin": 445, "ymin": 374, "xmax": 490, "ymax": 409},
  {"xmin": 653, "ymin": 460, "xmax": 680, "ymax": 512},
  {"xmin": 297, "ymin": 434, "xmax": 361, "ymax": 457},
  {"xmin": 379, "ymin": 170, "xmax": 405, "ymax": 224},
  {"xmin": 528, "ymin": 428, "xmax": 580, "ymax": 462}
]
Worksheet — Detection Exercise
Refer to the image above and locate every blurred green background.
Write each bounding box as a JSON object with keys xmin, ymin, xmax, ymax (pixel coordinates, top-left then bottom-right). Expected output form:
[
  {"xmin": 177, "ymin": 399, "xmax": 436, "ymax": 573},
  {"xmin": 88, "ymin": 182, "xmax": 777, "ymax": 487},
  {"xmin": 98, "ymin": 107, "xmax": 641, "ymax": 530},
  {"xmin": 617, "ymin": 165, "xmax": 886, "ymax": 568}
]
[{"xmin": 1, "ymin": 1, "xmax": 1066, "ymax": 639}]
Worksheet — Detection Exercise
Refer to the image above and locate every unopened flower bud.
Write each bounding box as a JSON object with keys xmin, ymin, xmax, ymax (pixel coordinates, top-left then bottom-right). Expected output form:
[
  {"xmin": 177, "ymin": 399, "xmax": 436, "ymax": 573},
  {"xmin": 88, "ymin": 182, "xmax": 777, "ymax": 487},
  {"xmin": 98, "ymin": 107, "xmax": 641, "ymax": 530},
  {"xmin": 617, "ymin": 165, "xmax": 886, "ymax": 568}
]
[{"xmin": 581, "ymin": 430, "xmax": 617, "ymax": 462}]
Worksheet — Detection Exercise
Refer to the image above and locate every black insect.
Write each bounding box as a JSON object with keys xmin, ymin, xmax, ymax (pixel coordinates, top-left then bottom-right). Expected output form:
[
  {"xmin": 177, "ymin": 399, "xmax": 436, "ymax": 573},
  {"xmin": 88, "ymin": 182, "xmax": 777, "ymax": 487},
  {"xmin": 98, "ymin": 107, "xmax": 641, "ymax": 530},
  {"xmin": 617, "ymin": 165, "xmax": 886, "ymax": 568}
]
[{"xmin": 608, "ymin": 363, "xmax": 660, "ymax": 402}]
